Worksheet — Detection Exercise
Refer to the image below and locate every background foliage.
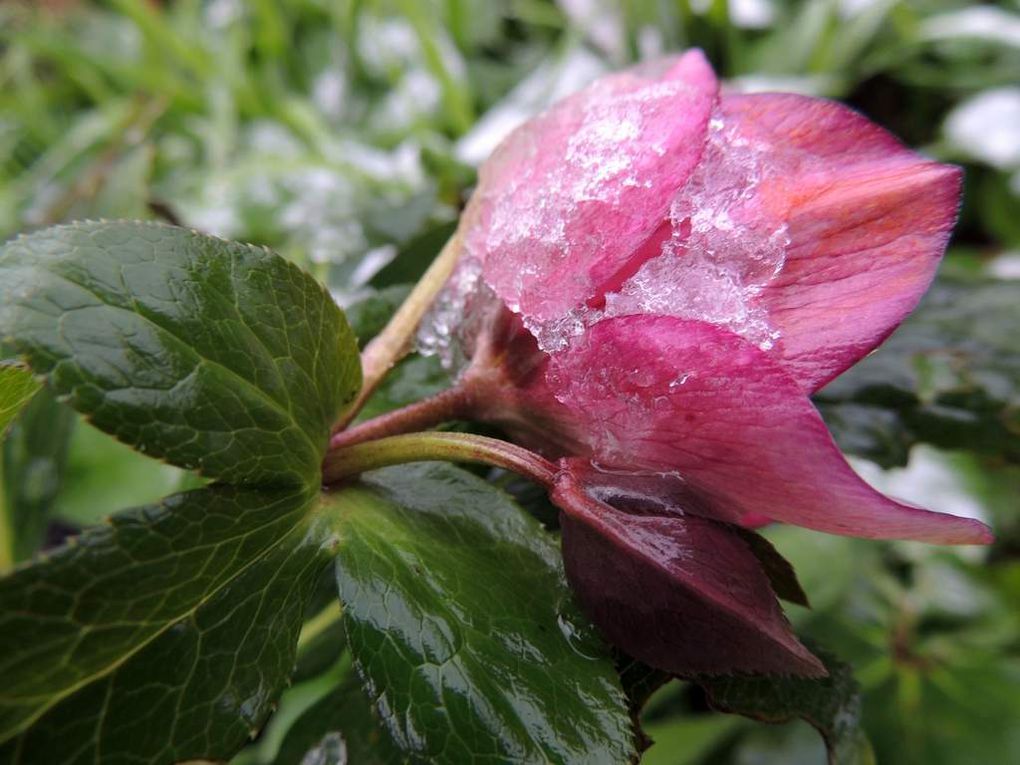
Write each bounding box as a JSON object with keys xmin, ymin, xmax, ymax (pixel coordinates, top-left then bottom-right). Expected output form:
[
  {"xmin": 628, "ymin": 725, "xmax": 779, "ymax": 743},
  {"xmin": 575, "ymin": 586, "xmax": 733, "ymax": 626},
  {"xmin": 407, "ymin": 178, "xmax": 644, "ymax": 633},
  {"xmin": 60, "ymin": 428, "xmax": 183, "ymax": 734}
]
[{"xmin": 1, "ymin": 1, "xmax": 1018, "ymax": 762}]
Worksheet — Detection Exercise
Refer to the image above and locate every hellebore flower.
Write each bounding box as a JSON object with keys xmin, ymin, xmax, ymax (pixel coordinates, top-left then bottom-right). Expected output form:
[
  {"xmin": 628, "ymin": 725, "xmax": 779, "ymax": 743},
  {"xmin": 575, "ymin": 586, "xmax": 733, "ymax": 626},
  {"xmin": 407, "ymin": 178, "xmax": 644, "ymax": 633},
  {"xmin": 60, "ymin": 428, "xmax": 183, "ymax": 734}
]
[{"xmin": 422, "ymin": 50, "xmax": 992, "ymax": 676}]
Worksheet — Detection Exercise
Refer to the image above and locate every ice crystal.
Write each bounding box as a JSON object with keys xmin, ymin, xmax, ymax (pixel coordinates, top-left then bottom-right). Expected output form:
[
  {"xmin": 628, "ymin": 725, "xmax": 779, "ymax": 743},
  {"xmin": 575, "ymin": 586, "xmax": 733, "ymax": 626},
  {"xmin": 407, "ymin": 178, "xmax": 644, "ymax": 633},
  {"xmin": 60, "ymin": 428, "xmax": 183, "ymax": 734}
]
[
  {"xmin": 476, "ymin": 74, "xmax": 696, "ymax": 325},
  {"xmin": 417, "ymin": 257, "xmax": 487, "ymax": 371},
  {"xmin": 603, "ymin": 113, "xmax": 788, "ymax": 351}
]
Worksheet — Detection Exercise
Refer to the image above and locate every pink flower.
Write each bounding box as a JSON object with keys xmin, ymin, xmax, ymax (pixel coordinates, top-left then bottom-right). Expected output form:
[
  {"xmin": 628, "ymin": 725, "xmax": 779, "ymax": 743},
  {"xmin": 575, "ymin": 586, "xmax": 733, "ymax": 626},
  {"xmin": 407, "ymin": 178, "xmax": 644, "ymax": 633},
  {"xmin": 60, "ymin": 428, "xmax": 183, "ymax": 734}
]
[{"xmin": 438, "ymin": 50, "xmax": 992, "ymax": 676}]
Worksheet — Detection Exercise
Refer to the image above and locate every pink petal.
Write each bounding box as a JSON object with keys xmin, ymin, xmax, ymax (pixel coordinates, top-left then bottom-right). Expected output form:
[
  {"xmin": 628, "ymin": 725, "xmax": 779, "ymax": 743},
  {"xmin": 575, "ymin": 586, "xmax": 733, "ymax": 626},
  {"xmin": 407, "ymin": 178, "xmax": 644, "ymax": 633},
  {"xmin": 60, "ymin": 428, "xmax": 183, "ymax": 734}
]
[
  {"xmin": 547, "ymin": 316, "xmax": 992, "ymax": 545},
  {"xmin": 553, "ymin": 470, "xmax": 825, "ymax": 677},
  {"xmin": 464, "ymin": 51, "xmax": 718, "ymax": 334},
  {"xmin": 720, "ymin": 93, "xmax": 962, "ymax": 392}
]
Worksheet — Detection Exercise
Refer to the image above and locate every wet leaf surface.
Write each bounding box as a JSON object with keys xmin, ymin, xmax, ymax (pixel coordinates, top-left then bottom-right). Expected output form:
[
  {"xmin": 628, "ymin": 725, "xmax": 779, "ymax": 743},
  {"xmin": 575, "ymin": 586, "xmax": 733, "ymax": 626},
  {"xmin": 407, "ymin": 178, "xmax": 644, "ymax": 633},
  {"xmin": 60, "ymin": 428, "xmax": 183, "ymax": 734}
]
[
  {"xmin": 0, "ymin": 221, "xmax": 360, "ymax": 486},
  {"xmin": 0, "ymin": 485, "xmax": 341, "ymax": 763},
  {"xmin": 0, "ymin": 220, "xmax": 364, "ymax": 762},
  {"xmin": 330, "ymin": 463, "xmax": 636, "ymax": 764},
  {"xmin": 53, "ymin": 418, "xmax": 193, "ymax": 528}
]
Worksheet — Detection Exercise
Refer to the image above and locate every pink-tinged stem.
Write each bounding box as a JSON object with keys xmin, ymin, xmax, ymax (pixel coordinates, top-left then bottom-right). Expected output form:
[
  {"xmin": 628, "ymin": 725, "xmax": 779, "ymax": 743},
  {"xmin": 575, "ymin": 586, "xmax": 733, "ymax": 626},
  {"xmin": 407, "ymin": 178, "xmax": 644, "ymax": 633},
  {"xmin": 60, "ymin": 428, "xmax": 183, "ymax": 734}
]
[
  {"xmin": 322, "ymin": 431, "xmax": 558, "ymax": 489},
  {"xmin": 334, "ymin": 231, "xmax": 463, "ymax": 432},
  {"xmin": 329, "ymin": 385, "xmax": 473, "ymax": 451}
]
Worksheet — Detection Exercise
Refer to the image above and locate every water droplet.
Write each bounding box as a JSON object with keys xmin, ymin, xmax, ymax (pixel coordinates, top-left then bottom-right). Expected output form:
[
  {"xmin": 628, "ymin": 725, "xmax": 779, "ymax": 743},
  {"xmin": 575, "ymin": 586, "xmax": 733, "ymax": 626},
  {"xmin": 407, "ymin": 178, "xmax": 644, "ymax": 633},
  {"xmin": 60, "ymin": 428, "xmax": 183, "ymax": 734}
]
[
  {"xmin": 300, "ymin": 732, "xmax": 348, "ymax": 765},
  {"xmin": 557, "ymin": 613, "xmax": 601, "ymax": 660}
]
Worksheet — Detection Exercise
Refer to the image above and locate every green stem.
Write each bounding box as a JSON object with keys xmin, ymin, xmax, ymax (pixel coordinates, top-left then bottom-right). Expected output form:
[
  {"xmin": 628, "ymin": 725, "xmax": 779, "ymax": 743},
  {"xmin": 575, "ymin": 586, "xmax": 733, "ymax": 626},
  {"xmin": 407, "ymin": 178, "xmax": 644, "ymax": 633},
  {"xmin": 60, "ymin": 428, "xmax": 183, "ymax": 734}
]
[
  {"xmin": 0, "ymin": 457, "xmax": 12, "ymax": 575},
  {"xmin": 322, "ymin": 431, "xmax": 558, "ymax": 489},
  {"xmin": 336, "ymin": 231, "xmax": 463, "ymax": 432},
  {"xmin": 329, "ymin": 385, "xmax": 472, "ymax": 451}
]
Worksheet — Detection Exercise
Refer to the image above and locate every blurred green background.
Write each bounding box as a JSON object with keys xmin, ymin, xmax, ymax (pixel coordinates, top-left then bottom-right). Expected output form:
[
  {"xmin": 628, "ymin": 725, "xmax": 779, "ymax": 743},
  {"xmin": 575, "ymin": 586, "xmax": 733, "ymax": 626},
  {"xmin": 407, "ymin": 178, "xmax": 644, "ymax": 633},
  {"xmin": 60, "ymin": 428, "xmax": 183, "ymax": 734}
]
[{"xmin": 1, "ymin": 1, "xmax": 1018, "ymax": 763}]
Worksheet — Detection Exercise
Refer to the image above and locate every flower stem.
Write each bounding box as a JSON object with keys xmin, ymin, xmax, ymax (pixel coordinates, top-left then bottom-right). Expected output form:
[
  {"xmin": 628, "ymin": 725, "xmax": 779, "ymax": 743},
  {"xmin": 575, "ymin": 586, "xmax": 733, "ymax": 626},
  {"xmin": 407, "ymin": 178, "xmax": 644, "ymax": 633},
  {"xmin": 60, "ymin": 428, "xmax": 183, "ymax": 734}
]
[
  {"xmin": 329, "ymin": 385, "xmax": 472, "ymax": 451},
  {"xmin": 322, "ymin": 431, "xmax": 558, "ymax": 489},
  {"xmin": 336, "ymin": 230, "xmax": 463, "ymax": 432}
]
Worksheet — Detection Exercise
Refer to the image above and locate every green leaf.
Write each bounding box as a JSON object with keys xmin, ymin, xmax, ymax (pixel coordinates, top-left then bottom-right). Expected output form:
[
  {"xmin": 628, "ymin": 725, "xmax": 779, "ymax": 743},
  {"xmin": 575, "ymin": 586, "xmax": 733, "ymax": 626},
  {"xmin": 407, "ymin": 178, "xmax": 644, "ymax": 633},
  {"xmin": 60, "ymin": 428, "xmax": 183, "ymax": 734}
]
[
  {"xmin": 356, "ymin": 354, "xmax": 451, "ymax": 423},
  {"xmin": 0, "ymin": 221, "xmax": 363, "ymax": 760},
  {"xmin": 372, "ymin": 222, "xmax": 457, "ymax": 288},
  {"xmin": 617, "ymin": 654, "xmax": 672, "ymax": 718},
  {"xmin": 330, "ymin": 463, "xmax": 636, "ymax": 764},
  {"xmin": 0, "ymin": 484, "xmax": 342, "ymax": 763},
  {"xmin": 640, "ymin": 714, "xmax": 745, "ymax": 765},
  {"xmin": 0, "ymin": 221, "xmax": 361, "ymax": 487},
  {"xmin": 697, "ymin": 648, "xmax": 874, "ymax": 765},
  {"xmin": 0, "ymin": 363, "xmax": 40, "ymax": 436},
  {"xmin": 0, "ymin": 390, "xmax": 75, "ymax": 569},
  {"xmin": 228, "ymin": 649, "xmax": 389, "ymax": 765},
  {"xmin": 272, "ymin": 669, "xmax": 403, "ymax": 765},
  {"xmin": 343, "ymin": 284, "xmax": 411, "ymax": 349},
  {"xmin": 281, "ymin": 610, "xmax": 343, "ymax": 690},
  {"xmin": 818, "ymin": 276, "xmax": 1020, "ymax": 466}
]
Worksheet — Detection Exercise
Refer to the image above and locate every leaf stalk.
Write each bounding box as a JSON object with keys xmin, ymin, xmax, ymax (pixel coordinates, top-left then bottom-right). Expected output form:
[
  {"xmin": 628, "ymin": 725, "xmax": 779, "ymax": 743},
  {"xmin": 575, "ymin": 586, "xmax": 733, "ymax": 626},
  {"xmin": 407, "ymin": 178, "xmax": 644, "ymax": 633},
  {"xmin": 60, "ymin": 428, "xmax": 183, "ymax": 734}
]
[
  {"xmin": 336, "ymin": 230, "xmax": 463, "ymax": 431},
  {"xmin": 322, "ymin": 432, "xmax": 557, "ymax": 489}
]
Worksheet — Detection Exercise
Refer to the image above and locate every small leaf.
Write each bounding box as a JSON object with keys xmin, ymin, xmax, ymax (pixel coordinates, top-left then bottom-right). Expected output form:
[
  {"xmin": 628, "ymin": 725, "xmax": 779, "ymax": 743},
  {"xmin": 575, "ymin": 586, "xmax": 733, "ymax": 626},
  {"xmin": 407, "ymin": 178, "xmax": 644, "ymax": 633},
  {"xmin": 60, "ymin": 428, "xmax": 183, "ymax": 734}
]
[
  {"xmin": 0, "ymin": 485, "xmax": 341, "ymax": 763},
  {"xmin": 290, "ymin": 610, "xmax": 348, "ymax": 687},
  {"xmin": 343, "ymin": 285, "xmax": 411, "ymax": 348},
  {"xmin": 329, "ymin": 463, "xmax": 636, "ymax": 764},
  {"xmin": 697, "ymin": 647, "xmax": 874, "ymax": 765},
  {"xmin": 0, "ymin": 221, "xmax": 361, "ymax": 486},
  {"xmin": 617, "ymin": 654, "xmax": 673, "ymax": 717},
  {"xmin": 272, "ymin": 672, "xmax": 403, "ymax": 765},
  {"xmin": 0, "ymin": 363, "xmax": 40, "ymax": 437},
  {"xmin": 355, "ymin": 354, "xmax": 451, "ymax": 422}
]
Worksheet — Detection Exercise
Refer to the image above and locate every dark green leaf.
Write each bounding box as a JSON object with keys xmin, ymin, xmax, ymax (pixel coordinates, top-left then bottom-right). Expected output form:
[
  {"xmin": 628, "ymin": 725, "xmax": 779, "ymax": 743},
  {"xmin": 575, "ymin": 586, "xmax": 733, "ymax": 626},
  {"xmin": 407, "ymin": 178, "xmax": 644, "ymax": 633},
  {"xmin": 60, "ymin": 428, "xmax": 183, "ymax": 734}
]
[
  {"xmin": 0, "ymin": 484, "xmax": 341, "ymax": 763},
  {"xmin": 343, "ymin": 284, "xmax": 411, "ymax": 349},
  {"xmin": 290, "ymin": 607, "xmax": 347, "ymax": 686},
  {"xmin": 330, "ymin": 463, "xmax": 636, "ymax": 764},
  {"xmin": 1, "ymin": 389, "xmax": 75, "ymax": 568},
  {"xmin": 372, "ymin": 221, "xmax": 457, "ymax": 288},
  {"xmin": 698, "ymin": 647, "xmax": 873, "ymax": 765},
  {"xmin": 0, "ymin": 221, "xmax": 361, "ymax": 486},
  {"xmin": 617, "ymin": 654, "xmax": 672, "ymax": 719},
  {"xmin": 356, "ymin": 354, "xmax": 451, "ymax": 422},
  {"xmin": 0, "ymin": 363, "xmax": 40, "ymax": 436},
  {"xmin": 818, "ymin": 277, "xmax": 1020, "ymax": 466},
  {"xmin": 273, "ymin": 669, "xmax": 403, "ymax": 765}
]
